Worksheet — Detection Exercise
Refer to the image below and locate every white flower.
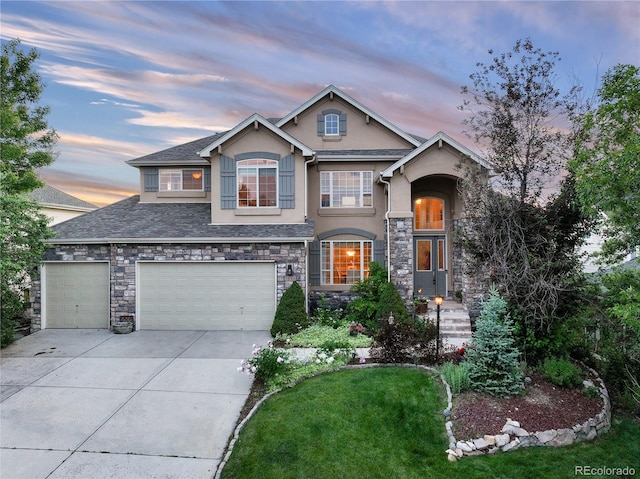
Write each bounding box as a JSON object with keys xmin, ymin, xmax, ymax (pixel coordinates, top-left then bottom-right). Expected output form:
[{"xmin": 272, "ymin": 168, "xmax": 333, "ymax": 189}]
[
  {"xmin": 277, "ymin": 356, "xmax": 284, "ymax": 363},
  {"xmin": 327, "ymin": 357, "xmax": 335, "ymax": 365},
  {"xmin": 316, "ymin": 359, "xmax": 321, "ymax": 364},
  {"xmin": 251, "ymin": 366, "xmax": 257, "ymax": 373},
  {"xmin": 237, "ymin": 367, "xmax": 243, "ymax": 372}
]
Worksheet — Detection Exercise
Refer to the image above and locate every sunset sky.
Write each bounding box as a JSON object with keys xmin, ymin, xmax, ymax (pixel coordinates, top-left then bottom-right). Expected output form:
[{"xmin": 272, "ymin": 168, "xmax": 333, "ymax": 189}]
[{"xmin": 2, "ymin": 1, "xmax": 638, "ymax": 207}]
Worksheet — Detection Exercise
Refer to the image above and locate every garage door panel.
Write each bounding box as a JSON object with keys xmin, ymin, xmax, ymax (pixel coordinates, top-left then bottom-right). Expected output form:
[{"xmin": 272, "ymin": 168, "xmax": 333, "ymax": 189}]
[
  {"xmin": 45, "ymin": 263, "xmax": 109, "ymax": 329},
  {"xmin": 139, "ymin": 262, "xmax": 275, "ymax": 330}
]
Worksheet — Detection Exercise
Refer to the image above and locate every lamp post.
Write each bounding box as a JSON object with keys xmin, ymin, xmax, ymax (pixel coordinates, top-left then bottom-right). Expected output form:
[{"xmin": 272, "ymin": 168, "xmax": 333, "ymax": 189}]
[{"xmin": 434, "ymin": 295, "xmax": 444, "ymax": 358}]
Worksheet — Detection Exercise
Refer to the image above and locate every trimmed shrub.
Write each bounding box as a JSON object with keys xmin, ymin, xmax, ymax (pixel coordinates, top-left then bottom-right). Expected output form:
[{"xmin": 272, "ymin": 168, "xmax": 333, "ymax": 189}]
[
  {"xmin": 465, "ymin": 286, "xmax": 523, "ymax": 396},
  {"xmin": 270, "ymin": 281, "xmax": 309, "ymax": 336},
  {"xmin": 541, "ymin": 358, "xmax": 583, "ymax": 389},
  {"xmin": 376, "ymin": 281, "xmax": 410, "ymax": 324},
  {"xmin": 371, "ymin": 316, "xmax": 439, "ymax": 364}
]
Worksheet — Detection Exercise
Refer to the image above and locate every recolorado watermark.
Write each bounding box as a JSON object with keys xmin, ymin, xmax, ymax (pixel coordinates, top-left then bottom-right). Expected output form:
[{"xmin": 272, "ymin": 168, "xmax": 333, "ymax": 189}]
[{"xmin": 575, "ymin": 465, "xmax": 636, "ymax": 476}]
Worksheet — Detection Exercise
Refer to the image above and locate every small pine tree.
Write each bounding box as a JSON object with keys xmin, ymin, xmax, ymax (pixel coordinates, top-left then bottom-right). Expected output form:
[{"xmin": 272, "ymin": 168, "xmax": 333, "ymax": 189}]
[
  {"xmin": 376, "ymin": 281, "xmax": 410, "ymax": 324},
  {"xmin": 466, "ymin": 286, "xmax": 523, "ymax": 396},
  {"xmin": 270, "ymin": 281, "xmax": 309, "ymax": 336}
]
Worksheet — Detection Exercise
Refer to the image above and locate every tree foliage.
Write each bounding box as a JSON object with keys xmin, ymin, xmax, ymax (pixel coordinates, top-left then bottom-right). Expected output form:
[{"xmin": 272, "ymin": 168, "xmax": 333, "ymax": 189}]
[
  {"xmin": 570, "ymin": 64, "xmax": 640, "ymax": 263},
  {"xmin": 459, "ymin": 39, "xmax": 592, "ymax": 362},
  {"xmin": 1, "ymin": 39, "xmax": 57, "ymax": 346},
  {"xmin": 465, "ymin": 287, "xmax": 523, "ymax": 397},
  {"xmin": 460, "ymin": 38, "xmax": 578, "ymax": 204}
]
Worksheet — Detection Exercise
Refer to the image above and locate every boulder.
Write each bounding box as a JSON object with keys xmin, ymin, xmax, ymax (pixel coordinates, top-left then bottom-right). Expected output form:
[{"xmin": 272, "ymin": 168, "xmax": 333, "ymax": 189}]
[
  {"xmin": 501, "ymin": 438, "xmax": 521, "ymax": 452},
  {"xmin": 456, "ymin": 441, "xmax": 473, "ymax": 453},
  {"xmin": 535, "ymin": 429, "xmax": 557, "ymax": 444},
  {"xmin": 483, "ymin": 435, "xmax": 496, "ymax": 446},
  {"xmin": 495, "ymin": 434, "xmax": 510, "ymax": 447},
  {"xmin": 502, "ymin": 425, "xmax": 530, "ymax": 437},
  {"xmin": 473, "ymin": 438, "xmax": 490, "ymax": 450},
  {"xmin": 549, "ymin": 428, "xmax": 575, "ymax": 447}
]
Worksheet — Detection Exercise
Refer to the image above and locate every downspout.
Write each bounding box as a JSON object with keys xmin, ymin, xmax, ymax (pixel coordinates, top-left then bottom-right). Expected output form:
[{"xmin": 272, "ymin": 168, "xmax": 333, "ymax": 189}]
[
  {"xmin": 304, "ymin": 155, "xmax": 317, "ymax": 219},
  {"xmin": 377, "ymin": 174, "xmax": 392, "ymax": 282},
  {"xmin": 303, "ymin": 156, "xmax": 316, "ymax": 313}
]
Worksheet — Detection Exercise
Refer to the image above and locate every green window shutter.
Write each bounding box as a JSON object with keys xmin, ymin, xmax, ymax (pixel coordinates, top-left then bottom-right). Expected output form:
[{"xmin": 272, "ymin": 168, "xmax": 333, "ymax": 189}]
[
  {"xmin": 204, "ymin": 168, "xmax": 211, "ymax": 192},
  {"xmin": 220, "ymin": 155, "xmax": 236, "ymax": 209},
  {"xmin": 339, "ymin": 113, "xmax": 347, "ymax": 136},
  {"xmin": 279, "ymin": 154, "xmax": 295, "ymax": 209},
  {"xmin": 317, "ymin": 114, "xmax": 324, "ymax": 136},
  {"xmin": 373, "ymin": 240, "xmax": 386, "ymax": 267},
  {"xmin": 144, "ymin": 168, "xmax": 159, "ymax": 192},
  {"xmin": 309, "ymin": 241, "xmax": 321, "ymax": 286}
]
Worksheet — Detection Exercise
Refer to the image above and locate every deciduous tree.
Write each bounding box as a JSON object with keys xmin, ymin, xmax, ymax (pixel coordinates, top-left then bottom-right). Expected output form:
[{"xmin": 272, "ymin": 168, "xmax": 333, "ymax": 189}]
[{"xmin": 1, "ymin": 39, "xmax": 57, "ymax": 346}]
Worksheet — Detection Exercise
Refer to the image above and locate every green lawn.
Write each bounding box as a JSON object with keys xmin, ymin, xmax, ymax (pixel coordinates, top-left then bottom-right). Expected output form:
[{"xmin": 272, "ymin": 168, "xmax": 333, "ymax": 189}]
[{"xmin": 221, "ymin": 367, "xmax": 640, "ymax": 479}]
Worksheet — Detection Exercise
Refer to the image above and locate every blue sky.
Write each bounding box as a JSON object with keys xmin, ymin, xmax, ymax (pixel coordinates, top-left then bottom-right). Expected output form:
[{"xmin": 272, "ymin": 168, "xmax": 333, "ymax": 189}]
[{"xmin": 2, "ymin": 1, "xmax": 638, "ymax": 206}]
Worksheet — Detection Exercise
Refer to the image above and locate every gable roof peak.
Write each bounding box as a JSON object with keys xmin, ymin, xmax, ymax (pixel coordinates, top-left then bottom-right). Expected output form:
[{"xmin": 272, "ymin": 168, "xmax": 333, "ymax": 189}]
[
  {"xmin": 198, "ymin": 113, "xmax": 314, "ymax": 158},
  {"xmin": 276, "ymin": 85, "xmax": 422, "ymax": 148}
]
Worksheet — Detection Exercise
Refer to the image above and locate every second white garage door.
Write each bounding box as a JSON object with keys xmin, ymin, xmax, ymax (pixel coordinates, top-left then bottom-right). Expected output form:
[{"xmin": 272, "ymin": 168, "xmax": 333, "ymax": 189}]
[{"xmin": 138, "ymin": 262, "xmax": 275, "ymax": 330}]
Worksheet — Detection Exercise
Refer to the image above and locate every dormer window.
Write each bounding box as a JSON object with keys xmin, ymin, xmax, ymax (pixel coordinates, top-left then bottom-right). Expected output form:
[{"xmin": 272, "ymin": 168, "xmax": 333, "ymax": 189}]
[
  {"xmin": 159, "ymin": 169, "xmax": 204, "ymax": 191},
  {"xmin": 317, "ymin": 109, "xmax": 347, "ymax": 137},
  {"xmin": 324, "ymin": 113, "xmax": 339, "ymax": 136}
]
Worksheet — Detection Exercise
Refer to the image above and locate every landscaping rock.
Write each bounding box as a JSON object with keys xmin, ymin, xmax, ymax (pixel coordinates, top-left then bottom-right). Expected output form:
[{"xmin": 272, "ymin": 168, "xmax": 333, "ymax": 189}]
[
  {"xmin": 535, "ymin": 429, "xmax": 557, "ymax": 444},
  {"xmin": 549, "ymin": 428, "xmax": 575, "ymax": 447},
  {"xmin": 495, "ymin": 434, "xmax": 510, "ymax": 447},
  {"xmin": 501, "ymin": 438, "xmax": 521, "ymax": 452},
  {"xmin": 456, "ymin": 441, "xmax": 473, "ymax": 453},
  {"xmin": 473, "ymin": 438, "xmax": 490, "ymax": 450},
  {"xmin": 502, "ymin": 425, "xmax": 530, "ymax": 437},
  {"xmin": 504, "ymin": 418, "xmax": 520, "ymax": 428},
  {"xmin": 483, "ymin": 435, "xmax": 496, "ymax": 446},
  {"xmin": 448, "ymin": 453, "xmax": 457, "ymax": 462}
]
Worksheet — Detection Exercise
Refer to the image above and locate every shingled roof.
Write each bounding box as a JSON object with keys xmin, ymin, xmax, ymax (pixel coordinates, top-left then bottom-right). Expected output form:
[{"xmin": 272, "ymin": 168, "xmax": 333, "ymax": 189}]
[
  {"xmin": 50, "ymin": 196, "xmax": 315, "ymax": 243},
  {"xmin": 30, "ymin": 185, "xmax": 96, "ymax": 210},
  {"xmin": 126, "ymin": 133, "xmax": 225, "ymax": 166}
]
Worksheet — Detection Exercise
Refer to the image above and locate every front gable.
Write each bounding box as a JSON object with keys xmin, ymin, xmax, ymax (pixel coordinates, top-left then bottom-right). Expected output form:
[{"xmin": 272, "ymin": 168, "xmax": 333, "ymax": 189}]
[
  {"xmin": 199, "ymin": 114, "xmax": 313, "ymax": 225},
  {"xmin": 277, "ymin": 85, "xmax": 421, "ymax": 152}
]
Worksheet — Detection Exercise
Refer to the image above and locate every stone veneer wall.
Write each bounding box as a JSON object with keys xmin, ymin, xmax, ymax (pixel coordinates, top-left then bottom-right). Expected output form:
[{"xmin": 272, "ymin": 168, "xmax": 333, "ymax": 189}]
[
  {"xmin": 31, "ymin": 242, "xmax": 306, "ymax": 332},
  {"xmin": 387, "ymin": 217, "xmax": 413, "ymax": 308}
]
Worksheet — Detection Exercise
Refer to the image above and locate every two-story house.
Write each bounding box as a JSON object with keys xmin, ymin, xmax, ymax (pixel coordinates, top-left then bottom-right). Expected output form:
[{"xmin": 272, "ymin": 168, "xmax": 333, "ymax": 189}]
[{"xmin": 30, "ymin": 85, "xmax": 489, "ymax": 332}]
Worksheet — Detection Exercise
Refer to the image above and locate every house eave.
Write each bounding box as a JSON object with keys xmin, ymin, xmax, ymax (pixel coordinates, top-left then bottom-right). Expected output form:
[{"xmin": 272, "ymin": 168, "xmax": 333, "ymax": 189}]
[{"xmin": 198, "ymin": 113, "xmax": 314, "ymax": 158}]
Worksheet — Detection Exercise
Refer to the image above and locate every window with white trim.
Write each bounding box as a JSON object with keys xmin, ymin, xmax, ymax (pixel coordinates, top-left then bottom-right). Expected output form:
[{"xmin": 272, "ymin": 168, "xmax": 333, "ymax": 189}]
[
  {"xmin": 321, "ymin": 240, "xmax": 372, "ymax": 285},
  {"xmin": 237, "ymin": 159, "xmax": 278, "ymax": 207},
  {"xmin": 320, "ymin": 171, "xmax": 373, "ymax": 208},
  {"xmin": 159, "ymin": 169, "xmax": 203, "ymax": 191},
  {"xmin": 324, "ymin": 113, "xmax": 339, "ymax": 136}
]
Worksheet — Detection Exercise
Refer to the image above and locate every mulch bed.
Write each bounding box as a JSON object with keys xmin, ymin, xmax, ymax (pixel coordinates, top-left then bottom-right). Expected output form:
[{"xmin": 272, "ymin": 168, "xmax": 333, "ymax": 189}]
[{"xmin": 452, "ymin": 371, "xmax": 603, "ymax": 440}]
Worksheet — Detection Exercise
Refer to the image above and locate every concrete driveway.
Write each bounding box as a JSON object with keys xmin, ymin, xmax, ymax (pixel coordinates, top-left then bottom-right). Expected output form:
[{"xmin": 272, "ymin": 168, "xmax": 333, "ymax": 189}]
[{"xmin": 0, "ymin": 329, "xmax": 271, "ymax": 479}]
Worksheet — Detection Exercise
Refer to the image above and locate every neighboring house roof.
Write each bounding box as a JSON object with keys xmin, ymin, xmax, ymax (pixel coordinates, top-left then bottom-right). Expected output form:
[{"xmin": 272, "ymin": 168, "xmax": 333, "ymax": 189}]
[
  {"xmin": 49, "ymin": 196, "xmax": 315, "ymax": 244},
  {"xmin": 276, "ymin": 85, "xmax": 423, "ymax": 148},
  {"xmin": 126, "ymin": 133, "xmax": 224, "ymax": 166},
  {"xmin": 380, "ymin": 131, "xmax": 491, "ymax": 178},
  {"xmin": 198, "ymin": 113, "xmax": 314, "ymax": 158},
  {"xmin": 30, "ymin": 185, "xmax": 97, "ymax": 211}
]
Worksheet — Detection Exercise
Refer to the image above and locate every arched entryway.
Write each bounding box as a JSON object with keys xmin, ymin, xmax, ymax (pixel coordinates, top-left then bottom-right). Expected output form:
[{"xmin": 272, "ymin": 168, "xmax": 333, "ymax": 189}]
[{"xmin": 413, "ymin": 196, "xmax": 447, "ymax": 297}]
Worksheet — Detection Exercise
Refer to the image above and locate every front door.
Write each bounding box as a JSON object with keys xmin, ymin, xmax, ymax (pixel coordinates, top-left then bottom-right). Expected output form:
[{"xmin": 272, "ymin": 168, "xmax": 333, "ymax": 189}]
[{"xmin": 413, "ymin": 236, "xmax": 447, "ymax": 297}]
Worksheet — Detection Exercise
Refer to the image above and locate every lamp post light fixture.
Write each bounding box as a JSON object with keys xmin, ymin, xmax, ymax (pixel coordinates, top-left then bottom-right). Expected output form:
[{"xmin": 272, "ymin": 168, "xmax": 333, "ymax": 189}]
[{"xmin": 434, "ymin": 295, "xmax": 444, "ymax": 358}]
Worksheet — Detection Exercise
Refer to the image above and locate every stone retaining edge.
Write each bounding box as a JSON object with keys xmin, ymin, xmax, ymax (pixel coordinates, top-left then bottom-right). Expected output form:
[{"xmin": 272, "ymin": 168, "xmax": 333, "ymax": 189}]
[{"xmin": 444, "ymin": 362, "xmax": 611, "ymax": 461}]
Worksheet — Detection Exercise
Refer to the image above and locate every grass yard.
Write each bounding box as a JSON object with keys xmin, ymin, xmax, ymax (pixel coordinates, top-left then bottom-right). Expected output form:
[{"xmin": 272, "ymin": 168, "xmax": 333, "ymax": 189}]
[{"xmin": 221, "ymin": 367, "xmax": 640, "ymax": 479}]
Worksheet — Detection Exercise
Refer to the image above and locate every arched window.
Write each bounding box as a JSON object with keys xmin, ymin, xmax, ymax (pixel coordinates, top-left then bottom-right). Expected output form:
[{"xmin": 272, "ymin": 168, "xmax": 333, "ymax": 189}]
[
  {"xmin": 324, "ymin": 113, "xmax": 340, "ymax": 136},
  {"xmin": 414, "ymin": 197, "xmax": 444, "ymax": 230},
  {"xmin": 237, "ymin": 159, "xmax": 278, "ymax": 207}
]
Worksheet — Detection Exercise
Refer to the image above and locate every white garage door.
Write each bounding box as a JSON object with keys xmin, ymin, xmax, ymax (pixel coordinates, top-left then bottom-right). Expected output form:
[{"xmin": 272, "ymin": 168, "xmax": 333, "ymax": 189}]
[
  {"xmin": 45, "ymin": 262, "xmax": 110, "ymax": 328},
  {"xmin": 138, "ymin": 262, "xmax": 275, "ymax": 330}
]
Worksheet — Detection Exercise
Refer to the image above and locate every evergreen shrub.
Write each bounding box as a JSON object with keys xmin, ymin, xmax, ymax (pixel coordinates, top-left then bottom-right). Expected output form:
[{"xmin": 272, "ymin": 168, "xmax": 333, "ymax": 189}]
[{"xmin": 270, "ymin": 281, "xmax": 309, "ymax": 336}]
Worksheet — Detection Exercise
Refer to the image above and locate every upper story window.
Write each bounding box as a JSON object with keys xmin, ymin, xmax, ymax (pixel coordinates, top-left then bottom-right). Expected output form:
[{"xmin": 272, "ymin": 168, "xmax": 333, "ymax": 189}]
[
  {"xmin": 159, "ymin": 169, "xmax": 203, "ymax": 191},
  {"xmin": 237, "ymin": 159, "xmax": 278, "ymax": 207},
  {"xmin": 324, "ymin": 113, "xmax": 339, "ymax": 136},
  {"xmin": 320, "ymin": 171, "xmax": 373, "ymax": 208},
  {"xmin": 317, "ymin": 109, "xmax": 346, "ymax": 137},
  {"xmin": 414, "ymin": 197, "xmax": 444, "ymax": 230}
]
